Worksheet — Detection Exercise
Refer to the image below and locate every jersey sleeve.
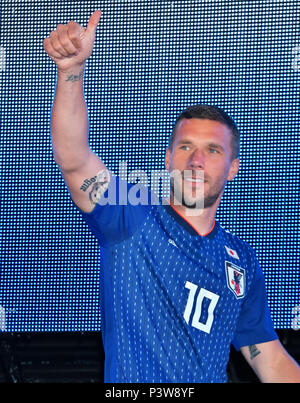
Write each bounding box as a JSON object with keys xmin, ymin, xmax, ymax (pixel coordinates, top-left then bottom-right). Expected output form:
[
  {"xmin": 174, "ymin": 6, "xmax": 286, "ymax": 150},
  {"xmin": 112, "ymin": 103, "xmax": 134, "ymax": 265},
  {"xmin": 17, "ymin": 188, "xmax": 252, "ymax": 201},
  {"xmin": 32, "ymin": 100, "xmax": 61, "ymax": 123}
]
[
  {"xmin": 71, "ymin": 172, "xmax": 152, "ymax": 247},
  {"xmin": 232, "ymin": 255, "xmax": 278, "ymax": 350}
]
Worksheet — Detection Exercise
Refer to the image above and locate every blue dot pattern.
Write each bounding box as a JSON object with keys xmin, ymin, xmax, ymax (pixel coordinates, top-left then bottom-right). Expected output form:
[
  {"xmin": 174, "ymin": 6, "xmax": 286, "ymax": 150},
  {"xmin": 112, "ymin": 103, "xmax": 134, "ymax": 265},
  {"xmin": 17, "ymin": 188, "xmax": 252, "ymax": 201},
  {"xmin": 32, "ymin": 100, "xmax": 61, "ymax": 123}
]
[{"xmin": 76, "ymin": 175, "xmax": 278, "ymax": 383}]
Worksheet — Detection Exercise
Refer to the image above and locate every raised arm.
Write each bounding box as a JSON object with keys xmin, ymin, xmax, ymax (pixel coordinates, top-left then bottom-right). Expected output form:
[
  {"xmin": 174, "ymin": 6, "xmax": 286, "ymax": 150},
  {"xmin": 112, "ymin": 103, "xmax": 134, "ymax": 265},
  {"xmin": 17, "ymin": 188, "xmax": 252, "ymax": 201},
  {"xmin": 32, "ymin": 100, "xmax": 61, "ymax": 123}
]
[{"xmin": 44, "ymin": 10, "xmax": 109, "ymax": 213}]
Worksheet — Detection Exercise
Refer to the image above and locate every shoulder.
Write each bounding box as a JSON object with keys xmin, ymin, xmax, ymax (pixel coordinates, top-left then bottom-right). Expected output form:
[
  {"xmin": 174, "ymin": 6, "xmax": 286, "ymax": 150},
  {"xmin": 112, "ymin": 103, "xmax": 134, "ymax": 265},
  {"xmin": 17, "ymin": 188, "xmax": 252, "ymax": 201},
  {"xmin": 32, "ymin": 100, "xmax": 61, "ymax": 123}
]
[
  {"xmin": 75, "ymin": 174, "xmax": 154, "ymax": 246},
  {"xmin": 217, "ymin": 222, "xmax": 257, "ymax": 261}
]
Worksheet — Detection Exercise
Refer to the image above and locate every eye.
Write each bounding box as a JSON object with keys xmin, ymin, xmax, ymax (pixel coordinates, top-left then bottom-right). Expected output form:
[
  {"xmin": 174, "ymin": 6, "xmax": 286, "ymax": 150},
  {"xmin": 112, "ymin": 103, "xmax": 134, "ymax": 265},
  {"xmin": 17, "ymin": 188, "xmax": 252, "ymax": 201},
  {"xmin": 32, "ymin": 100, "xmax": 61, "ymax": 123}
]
[
  {"xmin": 209, "ymin": 148, "xmax": 219, "ymax": 154},
  {"xmin": 179, "ymin": 145, "xmax": 190, "ymax": 150}
]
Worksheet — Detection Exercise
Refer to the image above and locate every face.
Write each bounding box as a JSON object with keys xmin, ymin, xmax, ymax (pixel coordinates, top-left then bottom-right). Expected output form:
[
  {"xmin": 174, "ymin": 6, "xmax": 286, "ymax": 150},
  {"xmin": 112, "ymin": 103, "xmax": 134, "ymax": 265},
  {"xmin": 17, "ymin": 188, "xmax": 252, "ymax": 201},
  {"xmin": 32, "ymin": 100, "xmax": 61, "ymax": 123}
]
[{"xmin": 165, "ymin": 119, "xmax": 239, "ymax": 210}]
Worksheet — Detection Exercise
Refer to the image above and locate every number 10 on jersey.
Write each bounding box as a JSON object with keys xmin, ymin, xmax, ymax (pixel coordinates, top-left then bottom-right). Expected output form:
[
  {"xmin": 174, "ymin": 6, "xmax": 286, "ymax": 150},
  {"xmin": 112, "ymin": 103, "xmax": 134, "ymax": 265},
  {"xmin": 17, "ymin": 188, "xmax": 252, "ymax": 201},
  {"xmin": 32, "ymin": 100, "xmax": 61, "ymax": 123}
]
[{"xmin": 183, "ymin": 281, "xmax": 220, "ymax": 334}]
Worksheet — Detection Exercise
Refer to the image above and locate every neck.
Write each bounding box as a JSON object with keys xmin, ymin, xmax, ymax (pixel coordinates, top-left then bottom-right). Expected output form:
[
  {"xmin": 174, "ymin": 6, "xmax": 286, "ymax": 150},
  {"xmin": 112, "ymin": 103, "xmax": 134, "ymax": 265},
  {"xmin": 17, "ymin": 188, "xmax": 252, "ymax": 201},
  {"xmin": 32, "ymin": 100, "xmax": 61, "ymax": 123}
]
[{"xmin": 165, "ymin": 193, "xmax": 220, "ymax": 236}]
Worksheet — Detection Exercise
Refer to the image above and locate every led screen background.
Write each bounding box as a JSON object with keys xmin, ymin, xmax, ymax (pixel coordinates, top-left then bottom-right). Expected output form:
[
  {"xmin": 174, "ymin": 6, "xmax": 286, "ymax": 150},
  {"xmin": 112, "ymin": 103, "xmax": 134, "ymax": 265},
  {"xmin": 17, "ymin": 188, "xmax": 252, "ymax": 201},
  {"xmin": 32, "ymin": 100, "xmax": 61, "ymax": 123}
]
[{"xmin": 0, "ymin": 0, "xmax": 299, "ymax": 331}]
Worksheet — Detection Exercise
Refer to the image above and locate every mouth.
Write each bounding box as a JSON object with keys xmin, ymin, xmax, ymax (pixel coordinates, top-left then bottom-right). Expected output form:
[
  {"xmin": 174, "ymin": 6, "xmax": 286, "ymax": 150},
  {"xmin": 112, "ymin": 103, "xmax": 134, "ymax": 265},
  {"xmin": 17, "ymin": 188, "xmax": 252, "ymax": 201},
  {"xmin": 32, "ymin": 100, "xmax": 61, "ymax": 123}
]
[
  {"xmin": 182, "ymin": 169, "xmax": 205, "ymax": 183},
  {"xmin": 184, "ymin": 177, "xmax": 205, "ymax": 183}
]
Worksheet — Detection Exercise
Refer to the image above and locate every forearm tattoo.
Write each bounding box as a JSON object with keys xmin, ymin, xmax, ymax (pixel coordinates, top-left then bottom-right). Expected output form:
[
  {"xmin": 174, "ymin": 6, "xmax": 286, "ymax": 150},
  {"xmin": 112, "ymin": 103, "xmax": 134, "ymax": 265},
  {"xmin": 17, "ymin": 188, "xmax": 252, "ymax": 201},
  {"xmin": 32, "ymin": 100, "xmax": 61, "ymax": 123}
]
[
  {"xmin": 65, "ymin": 73, "xmax": 83, "ymax": 82},
  {"xmin": 80, "ymin": 169, "xmax": 110, "ymax": 205},
  {"xmin": 249, "ymin": 345, "xmax": 261, "ymax": 360}
]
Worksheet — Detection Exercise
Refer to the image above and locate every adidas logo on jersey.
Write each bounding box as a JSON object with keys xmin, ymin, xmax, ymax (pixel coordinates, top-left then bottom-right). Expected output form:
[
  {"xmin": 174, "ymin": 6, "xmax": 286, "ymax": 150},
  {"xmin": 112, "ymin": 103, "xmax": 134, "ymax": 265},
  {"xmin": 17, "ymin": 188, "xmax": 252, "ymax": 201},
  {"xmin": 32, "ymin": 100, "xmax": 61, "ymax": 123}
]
[{"xmin": 168, "ymin": 238, "xmax": 178, "ymax": 248}]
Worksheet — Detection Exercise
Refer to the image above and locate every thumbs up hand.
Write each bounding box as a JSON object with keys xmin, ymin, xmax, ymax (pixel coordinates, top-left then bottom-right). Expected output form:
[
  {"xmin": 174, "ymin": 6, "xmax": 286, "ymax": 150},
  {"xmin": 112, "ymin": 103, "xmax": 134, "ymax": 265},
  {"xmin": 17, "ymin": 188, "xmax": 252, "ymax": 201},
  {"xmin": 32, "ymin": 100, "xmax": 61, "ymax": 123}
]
[{"xmin": 44, "ymin": 10, "xmax": 102, "ymax": 73}]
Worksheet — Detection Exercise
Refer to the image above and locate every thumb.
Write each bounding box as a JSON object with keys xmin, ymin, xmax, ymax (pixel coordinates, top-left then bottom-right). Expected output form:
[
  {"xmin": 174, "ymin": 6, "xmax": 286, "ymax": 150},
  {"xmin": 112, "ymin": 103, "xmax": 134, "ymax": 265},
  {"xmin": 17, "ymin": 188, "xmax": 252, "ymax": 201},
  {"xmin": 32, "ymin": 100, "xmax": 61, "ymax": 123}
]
[{"xmin": 86, "ymin": 10, "xmax": 102, "ymax": 34}]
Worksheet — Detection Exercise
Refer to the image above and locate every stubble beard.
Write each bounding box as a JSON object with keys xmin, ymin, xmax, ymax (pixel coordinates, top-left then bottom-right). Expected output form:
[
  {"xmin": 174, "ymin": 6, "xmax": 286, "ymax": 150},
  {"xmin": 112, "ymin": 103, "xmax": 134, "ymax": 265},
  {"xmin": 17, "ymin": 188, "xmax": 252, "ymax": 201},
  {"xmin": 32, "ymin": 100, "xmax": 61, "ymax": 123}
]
[{"xmin": 170, "ymin": 173, "xmax": 227, "ymax": 210}]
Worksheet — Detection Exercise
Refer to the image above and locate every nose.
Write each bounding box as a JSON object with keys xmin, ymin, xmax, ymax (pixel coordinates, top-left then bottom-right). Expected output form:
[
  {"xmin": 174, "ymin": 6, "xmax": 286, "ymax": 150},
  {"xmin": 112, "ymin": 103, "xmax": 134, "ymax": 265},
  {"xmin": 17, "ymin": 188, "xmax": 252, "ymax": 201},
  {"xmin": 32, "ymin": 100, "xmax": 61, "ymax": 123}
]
[{"xmin": 187, "ymin": 149, "xmax": 205, "ymax": 169}]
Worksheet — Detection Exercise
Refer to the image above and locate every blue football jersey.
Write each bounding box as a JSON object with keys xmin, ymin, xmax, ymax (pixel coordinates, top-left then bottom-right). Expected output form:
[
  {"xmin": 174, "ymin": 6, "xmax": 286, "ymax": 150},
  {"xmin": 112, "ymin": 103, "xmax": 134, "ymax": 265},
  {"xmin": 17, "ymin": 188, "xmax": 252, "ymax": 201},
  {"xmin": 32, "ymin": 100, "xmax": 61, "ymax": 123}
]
[{"xmin": 73, "ymin": 173, "xmax": 278, "ymax": 383}]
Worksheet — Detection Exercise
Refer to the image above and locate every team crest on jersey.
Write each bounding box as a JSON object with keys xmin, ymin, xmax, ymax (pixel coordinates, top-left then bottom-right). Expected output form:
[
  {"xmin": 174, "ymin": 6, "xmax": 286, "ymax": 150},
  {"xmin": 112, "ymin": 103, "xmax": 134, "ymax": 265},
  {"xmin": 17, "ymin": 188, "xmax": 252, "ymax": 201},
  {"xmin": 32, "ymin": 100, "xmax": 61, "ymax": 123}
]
[{"xmin": 225, "ymin": 261, "xmax": 246, "ymax": 299}]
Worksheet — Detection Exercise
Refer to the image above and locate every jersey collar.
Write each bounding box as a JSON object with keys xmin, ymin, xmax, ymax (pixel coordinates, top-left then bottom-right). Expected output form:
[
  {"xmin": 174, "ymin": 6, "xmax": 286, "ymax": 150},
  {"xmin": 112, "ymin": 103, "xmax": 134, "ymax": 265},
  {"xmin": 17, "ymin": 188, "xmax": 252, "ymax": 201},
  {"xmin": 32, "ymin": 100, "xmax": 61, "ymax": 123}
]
[{"xmin": 161, "ymin": 199, "xmax": 218, "ymax": 239}]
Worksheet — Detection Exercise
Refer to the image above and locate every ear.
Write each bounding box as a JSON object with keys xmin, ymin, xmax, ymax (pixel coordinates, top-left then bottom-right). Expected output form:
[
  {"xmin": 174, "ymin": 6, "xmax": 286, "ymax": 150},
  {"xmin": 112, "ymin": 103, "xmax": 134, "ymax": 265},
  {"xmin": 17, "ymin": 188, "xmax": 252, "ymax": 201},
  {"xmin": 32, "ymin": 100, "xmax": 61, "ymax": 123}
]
[
  {"xmin": 165, "ymin": 147, "xmax": 171, "ymax": 172},
  {"xmin": 227, "ymin": 158, "xmax": 239, "ymax": 181}
]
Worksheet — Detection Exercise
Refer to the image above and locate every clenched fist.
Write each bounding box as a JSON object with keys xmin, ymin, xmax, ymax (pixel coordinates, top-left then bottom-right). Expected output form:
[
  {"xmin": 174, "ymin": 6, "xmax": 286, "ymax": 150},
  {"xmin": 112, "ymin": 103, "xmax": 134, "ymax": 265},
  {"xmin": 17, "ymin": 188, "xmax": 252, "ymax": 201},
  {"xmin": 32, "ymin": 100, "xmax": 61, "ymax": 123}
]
[{"xmin": 43, "ymin": 10, "xmax": 102, "ymax": 73}]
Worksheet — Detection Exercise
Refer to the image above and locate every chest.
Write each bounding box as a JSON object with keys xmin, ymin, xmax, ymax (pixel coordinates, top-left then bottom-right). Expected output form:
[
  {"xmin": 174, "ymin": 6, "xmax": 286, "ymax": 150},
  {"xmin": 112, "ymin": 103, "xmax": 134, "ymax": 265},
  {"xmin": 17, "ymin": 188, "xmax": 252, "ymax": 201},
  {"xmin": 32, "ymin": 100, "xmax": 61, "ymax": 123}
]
[{"xmin": 112, "ymin": 223, "xmax": 249, "ymax": 339}]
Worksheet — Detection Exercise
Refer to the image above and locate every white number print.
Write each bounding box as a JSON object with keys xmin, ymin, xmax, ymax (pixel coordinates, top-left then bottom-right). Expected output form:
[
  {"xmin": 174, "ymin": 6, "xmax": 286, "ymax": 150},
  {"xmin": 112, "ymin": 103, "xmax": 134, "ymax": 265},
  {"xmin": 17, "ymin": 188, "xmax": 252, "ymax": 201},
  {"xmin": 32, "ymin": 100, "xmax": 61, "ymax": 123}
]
[{"xmin": 183, "ymin": 281, "xmax": 219, "ymax": 334}]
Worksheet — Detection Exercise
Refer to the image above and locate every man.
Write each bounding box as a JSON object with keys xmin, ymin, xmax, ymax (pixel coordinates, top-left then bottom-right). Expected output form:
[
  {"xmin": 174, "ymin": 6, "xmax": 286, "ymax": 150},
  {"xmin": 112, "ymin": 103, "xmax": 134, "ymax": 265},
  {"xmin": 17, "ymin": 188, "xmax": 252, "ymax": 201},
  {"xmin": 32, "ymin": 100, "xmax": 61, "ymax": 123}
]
[{"xmin": 44, "ymin": 10, "xmax": 300, "ymax": 382}]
